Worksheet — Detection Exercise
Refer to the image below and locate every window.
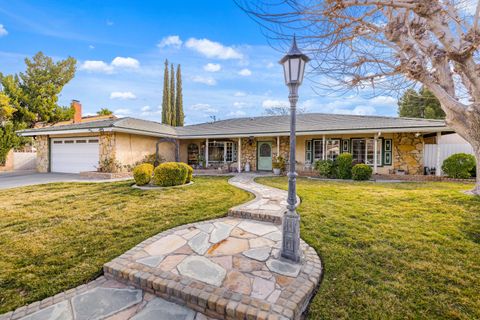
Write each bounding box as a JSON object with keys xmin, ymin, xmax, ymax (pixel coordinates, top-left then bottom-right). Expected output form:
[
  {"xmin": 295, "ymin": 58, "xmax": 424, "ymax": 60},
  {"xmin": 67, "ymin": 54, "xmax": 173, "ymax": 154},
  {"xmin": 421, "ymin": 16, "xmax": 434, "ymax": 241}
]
[
  {"xmin": 64, "ymin": 140, "xmax": 74, "ymax": 144},
  {"xmin": 208, "ymin": 141, "xmax": 237, "ymax": 163},
  {"xmin": 88, "ymin": 139, "xmax": 99, "ymax": 143},
  {"xmin": 53, "ymin": 141, "xmax": 63, "ymax": 144},
  {"xmin": 313, "ymin": 140, "xmax": 323, "ymax": 160},
  {"xmin": 325, "ymin": 139, "xmax": 340, "ymax": 160},
  {"xmin": 305, "ymin": 140, "xmax": 312, "ymax": 164},
  {"xmin": 76, "ymin": 140, "xmax": 87, "ymax": 144},
  {"xmin": 352, "ymin": 139, "xmax": 382, "ymax": 166}
]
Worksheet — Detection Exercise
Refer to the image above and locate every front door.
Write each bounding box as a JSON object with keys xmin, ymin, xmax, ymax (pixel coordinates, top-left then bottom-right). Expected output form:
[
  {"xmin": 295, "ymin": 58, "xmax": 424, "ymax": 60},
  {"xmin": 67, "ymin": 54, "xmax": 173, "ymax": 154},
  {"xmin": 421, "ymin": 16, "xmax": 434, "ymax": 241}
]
[{"xmin": 257, "ymin": 142, "xmax": 272, "ymax": 171}]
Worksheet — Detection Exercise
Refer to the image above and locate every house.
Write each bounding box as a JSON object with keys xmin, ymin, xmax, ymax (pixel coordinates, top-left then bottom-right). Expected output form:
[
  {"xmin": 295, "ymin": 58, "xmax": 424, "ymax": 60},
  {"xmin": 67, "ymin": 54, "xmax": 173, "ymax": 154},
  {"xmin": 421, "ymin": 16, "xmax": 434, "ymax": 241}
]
[{"xmin": 18, "ymin": 101, "xmax": 452, "ymax": 175}]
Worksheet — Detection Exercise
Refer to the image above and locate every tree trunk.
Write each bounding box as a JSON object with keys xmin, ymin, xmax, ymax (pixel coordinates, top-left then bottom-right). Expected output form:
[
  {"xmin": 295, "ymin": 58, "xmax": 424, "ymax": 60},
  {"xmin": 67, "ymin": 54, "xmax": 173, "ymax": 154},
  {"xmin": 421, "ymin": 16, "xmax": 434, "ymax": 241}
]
[{"xmin": 472, "ymin": 145, "xmax": 480, "ymax": 195}]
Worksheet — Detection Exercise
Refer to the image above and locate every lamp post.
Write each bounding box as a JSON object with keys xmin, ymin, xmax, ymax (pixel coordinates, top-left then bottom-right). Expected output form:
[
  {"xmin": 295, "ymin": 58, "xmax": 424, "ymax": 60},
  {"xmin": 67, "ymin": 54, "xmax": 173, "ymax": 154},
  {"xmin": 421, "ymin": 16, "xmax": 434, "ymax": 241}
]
[{"xmin": 279, "ymin": 36, "xmax": 310, "ymax": 263}]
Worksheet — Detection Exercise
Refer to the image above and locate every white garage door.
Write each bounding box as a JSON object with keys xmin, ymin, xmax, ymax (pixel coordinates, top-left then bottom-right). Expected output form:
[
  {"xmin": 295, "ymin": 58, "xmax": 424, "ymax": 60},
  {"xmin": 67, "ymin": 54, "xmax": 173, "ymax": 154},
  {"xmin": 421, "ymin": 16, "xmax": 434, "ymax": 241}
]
[{"xmin": 51, "ymin": 137, "xmax": 99, "ymax": 173}]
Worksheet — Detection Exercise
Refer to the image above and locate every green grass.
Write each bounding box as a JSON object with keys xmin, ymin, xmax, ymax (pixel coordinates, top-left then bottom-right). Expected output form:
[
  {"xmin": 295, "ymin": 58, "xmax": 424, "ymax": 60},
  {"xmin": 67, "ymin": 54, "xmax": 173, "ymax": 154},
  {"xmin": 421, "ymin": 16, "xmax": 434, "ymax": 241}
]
[
  {"xmin": 256, "ymin": 177, "xmax": 480, "ymax": 320},
  {"xmin": 0, "ymin": 177, "xmax": 252, "ymax": 313}
]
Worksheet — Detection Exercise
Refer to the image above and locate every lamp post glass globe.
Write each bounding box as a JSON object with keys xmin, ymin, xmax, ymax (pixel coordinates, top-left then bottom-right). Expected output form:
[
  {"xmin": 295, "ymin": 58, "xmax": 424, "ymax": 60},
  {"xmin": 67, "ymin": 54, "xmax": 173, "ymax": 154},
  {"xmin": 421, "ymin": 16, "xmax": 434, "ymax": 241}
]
[{"xmin": 279, "ymin": 36, "xmax": 309, "ymax": 263}]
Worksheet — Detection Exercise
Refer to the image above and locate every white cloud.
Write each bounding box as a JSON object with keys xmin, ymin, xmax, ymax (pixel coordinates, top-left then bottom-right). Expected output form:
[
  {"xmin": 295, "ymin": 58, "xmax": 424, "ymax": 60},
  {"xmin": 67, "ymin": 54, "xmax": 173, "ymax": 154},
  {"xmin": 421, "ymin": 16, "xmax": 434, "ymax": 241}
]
[
  {"xmin": 238, "ymin": 68, "xmax": 252, "ymax": 76},
  {"xmin": 190, "ymin": 103, "xmax": 218, "ymax": 113},
  {"xmin": 80, "ymin": 57, "xmax": 140, "ymax": 73},
  {"xmin": 114, "ymin": 108, "xmax": 131, "ymax": 117},
  {"xmin": 369, "ymin": 95, "xmax": 396, "ymax": 105},
  {"xmin": 262, "ymin": 99, "xmax": 289, "ymax": 109},
  {"xmin": 228, "ymin": 110, "xmax": 246, "ymax": 117},
  {"xmin": 203, "ymin": 63, "xmax": 221, "ymax": 72},
  {"xmin": 88, "ymin": 45, "xmax": 95, "ymax": 49},
  {"xmin": 111, "ymin": 57, "xmax": 140, "ymax": 69},
  {"xmin": 141, "ymin": 105, "xmax": 162, "ymax": 116},
  {"xmin": 350, "ymin": 106, "xmax": 376, "ymax": 115},
  {"xmin": 80, "ymin": 60, "xmax": 114, "ymax": 73},
  {"xmin": 233, "ymin": 102, "xmax": 248, "ymax": 108},
  {"xmin": 191, "ymin": 75, "xmax": 217, "ymax": 86},
  {"xmin": 0, "ymin": 24, "xmax": 8, "ymax": 37},
  {"xmin": 266, "ymin": 62, "xmax": 275, "ymax": 68},
  {"xmin": 110, "ymin": 91, "xmax": 136, "ymax": 100},
  {"xmin": 157, "ymin": 35, "xmax": 183, "ymax": 48},
  {"xmin": 141, "ymin": 106, "xmax": 151, "ymax": 112},
  {"xmin": 234, "ymin": 91, "xmax": 247, "ymax": 97},
  {"xmin": 185, "ymin": 38, "xmax": 243, "ymax": 60},
  {"xmin": 106, "ymin": 20, "xmax": 114, "ymax": 26}
]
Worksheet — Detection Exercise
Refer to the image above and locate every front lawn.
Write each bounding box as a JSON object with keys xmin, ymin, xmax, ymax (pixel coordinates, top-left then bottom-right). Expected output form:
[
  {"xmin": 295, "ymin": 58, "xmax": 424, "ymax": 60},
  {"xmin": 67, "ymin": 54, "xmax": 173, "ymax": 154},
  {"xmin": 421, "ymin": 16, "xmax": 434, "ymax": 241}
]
[
  {"xmin": 256, "ymin": 177, "xmax": 480, "ymax": 320},
  {"xmin": 0, "ymin": 177, "xmax": 252, "ymax": 313}
]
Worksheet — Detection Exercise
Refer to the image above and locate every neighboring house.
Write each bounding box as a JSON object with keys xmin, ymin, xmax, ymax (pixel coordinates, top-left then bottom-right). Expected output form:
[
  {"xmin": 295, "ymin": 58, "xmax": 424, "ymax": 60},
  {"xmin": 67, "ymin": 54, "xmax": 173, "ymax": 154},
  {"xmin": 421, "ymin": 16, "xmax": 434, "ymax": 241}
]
[{"xmin": 18, "ymin": 103, "xmax": 453, "ymax": 176}]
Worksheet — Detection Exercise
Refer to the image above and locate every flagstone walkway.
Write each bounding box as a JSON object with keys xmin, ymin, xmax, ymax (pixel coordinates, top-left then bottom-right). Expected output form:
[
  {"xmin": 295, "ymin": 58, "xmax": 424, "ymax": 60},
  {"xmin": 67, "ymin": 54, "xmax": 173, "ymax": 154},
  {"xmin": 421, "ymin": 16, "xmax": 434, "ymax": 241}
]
[{"xmin": 1, "ymin": 174, "xmax": 321, "ymax": 320}]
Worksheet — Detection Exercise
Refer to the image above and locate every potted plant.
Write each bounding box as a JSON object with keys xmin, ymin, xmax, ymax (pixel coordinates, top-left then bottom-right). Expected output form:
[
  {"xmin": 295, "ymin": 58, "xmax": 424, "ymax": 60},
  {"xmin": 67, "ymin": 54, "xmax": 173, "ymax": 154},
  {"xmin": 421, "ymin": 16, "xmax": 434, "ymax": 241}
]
[{"xmin": 272, "ymin": 156, "xmax": 286, "ymax": 175}]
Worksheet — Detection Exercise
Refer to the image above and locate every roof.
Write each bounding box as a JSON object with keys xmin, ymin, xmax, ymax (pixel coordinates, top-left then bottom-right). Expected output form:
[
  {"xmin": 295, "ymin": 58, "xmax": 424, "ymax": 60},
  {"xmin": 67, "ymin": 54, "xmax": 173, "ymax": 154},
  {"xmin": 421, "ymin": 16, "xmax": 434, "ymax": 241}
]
[{"xmin": 18, "ymin": 113, "xmax": 449, "ymax": 138}]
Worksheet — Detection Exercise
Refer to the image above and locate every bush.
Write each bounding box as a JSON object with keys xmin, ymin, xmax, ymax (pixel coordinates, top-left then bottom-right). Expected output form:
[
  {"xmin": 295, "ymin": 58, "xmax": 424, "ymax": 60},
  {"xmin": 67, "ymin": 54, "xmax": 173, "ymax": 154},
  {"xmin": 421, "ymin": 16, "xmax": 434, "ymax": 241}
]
[
  {"xmin": 272, "ymin": 156, "xmax": 286, "ymax": 171},
  {"xmin": 442, "ymin": 153, "xmax": 476, "ymax": 179},
  {"xmin": 315, "ymin": 159, "xmax": 336, "ymax": 178},
  {"xmin": 133, "ymin": 163, "xmax": 154, "ymax": 186},
  {"xmin": 336, "ymin": 153, "xmax": 353, "ymax": 179},
  {"xmin": 152, "ymin": 162, "xmax": 188, "ymax": 187},
  {"xmin": 352, "ymin": 164, "xmax": 373, "ymax": 181},
  {"xmin": 177, "ymin": 162, "xmax": 194, "ymax": 183}
]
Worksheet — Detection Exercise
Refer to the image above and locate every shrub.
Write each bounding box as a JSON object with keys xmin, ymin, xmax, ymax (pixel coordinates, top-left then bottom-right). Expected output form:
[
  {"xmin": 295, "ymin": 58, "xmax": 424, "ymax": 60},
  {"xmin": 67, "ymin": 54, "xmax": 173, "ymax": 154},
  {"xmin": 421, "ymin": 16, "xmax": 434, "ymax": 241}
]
[
  {"xmin": 177, "ymin": 162, "xmax": 194, "ymax": 183},
  {"xmin": 442, "ymin": 153, "xmax": 476, "ymax": 179},
  {"xmin": 315, "ymin": 159, "xmax": 336, "ymax": 178},
  {"xmin": 336, "ymin": 153, "xmax": 353, "ymax": 179},
  {"xmin": 471, "ymin": 164, "xmax": 477, "ymax": 178},
  {"xmin": 352, "ymin": 164, "xmax": 373, "ymax": 181},
  {"xmin": 133, "ymin": 163, "xmax": 154, "ymax": 186},
  {"xmin": 152, "ymin": 162, "xmax": 188, "ymax": 187},
  {"xmin": 272, "ymin": 156, "xmax": 286, "ymax": 171}
]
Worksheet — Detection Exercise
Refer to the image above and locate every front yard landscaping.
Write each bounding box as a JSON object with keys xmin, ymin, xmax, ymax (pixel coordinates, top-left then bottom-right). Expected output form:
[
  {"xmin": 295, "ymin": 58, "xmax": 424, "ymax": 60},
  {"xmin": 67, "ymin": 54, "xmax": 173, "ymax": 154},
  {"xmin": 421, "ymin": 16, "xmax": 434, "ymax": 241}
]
[
  {"xmin": 0, "ymin": 176, "xmax": 252, "ymax": 313},
  {"xmin": 256, "ymin": 177, "xmax": 480, "ymax": 319}
]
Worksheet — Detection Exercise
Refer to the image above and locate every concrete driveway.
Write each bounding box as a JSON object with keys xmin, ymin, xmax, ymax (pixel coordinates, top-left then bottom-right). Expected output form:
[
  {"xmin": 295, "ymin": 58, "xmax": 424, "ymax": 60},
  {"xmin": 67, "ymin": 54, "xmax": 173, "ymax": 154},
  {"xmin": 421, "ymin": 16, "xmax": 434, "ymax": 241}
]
[{"xmin": 0, "ymin": 171, "xmax": 130, "ymax": 190}]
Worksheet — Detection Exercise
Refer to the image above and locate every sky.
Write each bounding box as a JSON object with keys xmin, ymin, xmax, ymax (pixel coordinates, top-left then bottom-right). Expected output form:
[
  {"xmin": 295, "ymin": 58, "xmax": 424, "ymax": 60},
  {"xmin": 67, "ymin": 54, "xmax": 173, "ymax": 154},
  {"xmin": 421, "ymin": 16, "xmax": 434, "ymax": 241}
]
[{"xmin": 0, "ymin": 0, "xmax": 399, "ymax": 125}]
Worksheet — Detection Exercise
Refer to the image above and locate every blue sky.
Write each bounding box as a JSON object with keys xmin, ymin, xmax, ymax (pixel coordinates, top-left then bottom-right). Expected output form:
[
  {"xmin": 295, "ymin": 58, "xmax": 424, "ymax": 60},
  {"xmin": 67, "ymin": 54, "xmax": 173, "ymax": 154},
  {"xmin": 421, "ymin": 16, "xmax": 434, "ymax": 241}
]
[{"xmin": 0, "ymin": 0, "xmax": 398, "ymax": 124}]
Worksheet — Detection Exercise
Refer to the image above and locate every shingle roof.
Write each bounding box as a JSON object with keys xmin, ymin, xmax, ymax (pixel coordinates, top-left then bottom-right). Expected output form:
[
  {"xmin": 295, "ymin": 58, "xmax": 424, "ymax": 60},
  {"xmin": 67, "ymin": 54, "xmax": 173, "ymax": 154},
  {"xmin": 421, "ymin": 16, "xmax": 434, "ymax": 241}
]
[
  {"xmin": 175, "ymin": 113, "xmax": 447, "ymax": 137},
  {"xmin": 19, "ymin": 113, "xmax": 448, "ymax": 138}
]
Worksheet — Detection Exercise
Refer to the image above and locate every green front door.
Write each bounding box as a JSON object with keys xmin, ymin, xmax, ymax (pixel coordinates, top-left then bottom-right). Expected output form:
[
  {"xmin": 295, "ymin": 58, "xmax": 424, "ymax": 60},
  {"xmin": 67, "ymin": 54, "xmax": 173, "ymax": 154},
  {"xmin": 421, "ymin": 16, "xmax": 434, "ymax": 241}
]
[{"xmin": 257, "ymin": 141, "xmax": 273, "ymax": 171}]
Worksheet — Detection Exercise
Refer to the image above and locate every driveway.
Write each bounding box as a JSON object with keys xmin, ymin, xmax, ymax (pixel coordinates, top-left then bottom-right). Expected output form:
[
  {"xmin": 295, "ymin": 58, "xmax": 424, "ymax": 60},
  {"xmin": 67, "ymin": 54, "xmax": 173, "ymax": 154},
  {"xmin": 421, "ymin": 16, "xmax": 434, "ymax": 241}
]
[{"xmin": 0, "ymin": 171, "xmax": 130, "ymax": 190}]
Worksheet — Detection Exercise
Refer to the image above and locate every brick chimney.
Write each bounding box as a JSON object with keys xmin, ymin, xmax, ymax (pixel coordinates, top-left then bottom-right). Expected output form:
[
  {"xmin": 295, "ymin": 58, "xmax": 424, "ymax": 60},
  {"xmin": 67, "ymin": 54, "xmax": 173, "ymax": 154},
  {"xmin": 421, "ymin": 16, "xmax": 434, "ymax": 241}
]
[{"xmin": 72, "ymin": 100, "xmax": 82, "ymax": 123}]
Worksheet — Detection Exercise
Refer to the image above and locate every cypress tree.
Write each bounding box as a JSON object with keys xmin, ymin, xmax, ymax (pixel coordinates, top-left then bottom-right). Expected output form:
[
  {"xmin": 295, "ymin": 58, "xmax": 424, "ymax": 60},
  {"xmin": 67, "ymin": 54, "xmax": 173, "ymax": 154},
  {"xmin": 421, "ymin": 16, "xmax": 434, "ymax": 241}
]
[
  {"xmin": 161, "ymin": 59, "xmax": 170, "ymax": 124},
  {"xmin": 175, "ymin": 64, "xmax": 184, "ymax": 126},
  {"xmin": 169, "ymin": 63, "xmax": 176, "ymax": 126}
]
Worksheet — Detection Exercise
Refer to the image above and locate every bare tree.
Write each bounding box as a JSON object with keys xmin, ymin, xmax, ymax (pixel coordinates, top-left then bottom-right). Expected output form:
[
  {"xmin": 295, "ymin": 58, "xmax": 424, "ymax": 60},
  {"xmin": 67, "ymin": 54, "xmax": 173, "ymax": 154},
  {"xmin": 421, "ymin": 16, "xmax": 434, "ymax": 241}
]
[
  {"xmin": 264, "ymin": 106, "xmax": 306, "ymax": 115},
  {"xmin": 239, "ymin": 0, "xmax": 480, "ymax": 194}
]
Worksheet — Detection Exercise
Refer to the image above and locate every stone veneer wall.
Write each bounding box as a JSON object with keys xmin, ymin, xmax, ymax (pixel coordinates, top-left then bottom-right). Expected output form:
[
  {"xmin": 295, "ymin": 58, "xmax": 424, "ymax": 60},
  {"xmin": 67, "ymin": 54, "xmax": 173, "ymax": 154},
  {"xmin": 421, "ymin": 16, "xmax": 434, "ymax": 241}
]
[
  {"xmin": 393, "ymin": 133, "xmax": 424, "ymax": 175},
  {"xmin": 240, "ymin": 137, "xmax": 290, "ymax": 171},
  {"xmin": 36, "ymin": 135, "xmax": 49, "ymax": 173},
  {"xmin": 99, "ymin": 132, "xmax": 118, "ymax": 172}
]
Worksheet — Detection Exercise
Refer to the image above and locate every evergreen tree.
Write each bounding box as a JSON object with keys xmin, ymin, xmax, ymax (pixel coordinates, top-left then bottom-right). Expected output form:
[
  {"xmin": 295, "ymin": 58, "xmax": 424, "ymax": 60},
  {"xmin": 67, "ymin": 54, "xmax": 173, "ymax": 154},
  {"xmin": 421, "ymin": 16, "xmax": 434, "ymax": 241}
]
[
  {"xmin": 175, "ymin": 64, "xmax": 184, "ymax": 126},
  {"xmin": 398, "ymin": 87, "xmax": 445, "ymax": 119},
  {"xmin": 161, "ymin": 60, "xmax": 170, "ymax": 124},
  {"xmin": 169, "ymin": 63, "xmax": 176, "ymax": 126}
]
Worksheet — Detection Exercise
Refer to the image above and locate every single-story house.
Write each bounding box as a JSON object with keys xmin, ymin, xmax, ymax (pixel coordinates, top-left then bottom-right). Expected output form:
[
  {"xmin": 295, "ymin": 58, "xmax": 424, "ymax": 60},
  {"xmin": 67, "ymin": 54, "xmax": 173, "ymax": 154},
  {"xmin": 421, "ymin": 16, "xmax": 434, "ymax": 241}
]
[{"xmin": 18, "ymin": 102, "xmax": 453, "ymax": 175}]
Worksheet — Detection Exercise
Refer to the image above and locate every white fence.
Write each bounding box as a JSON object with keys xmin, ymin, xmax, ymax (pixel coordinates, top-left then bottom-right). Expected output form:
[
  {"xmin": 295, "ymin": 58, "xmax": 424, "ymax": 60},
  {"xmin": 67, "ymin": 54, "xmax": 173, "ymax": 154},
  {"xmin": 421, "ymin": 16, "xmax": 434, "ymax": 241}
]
[
  {"xmin": 13, "ymin": 152, "xmax": 36, "ymax": 171},
  {"xmin": 424, "ymin": 144, "xmax": 475, "ymax": 172}
]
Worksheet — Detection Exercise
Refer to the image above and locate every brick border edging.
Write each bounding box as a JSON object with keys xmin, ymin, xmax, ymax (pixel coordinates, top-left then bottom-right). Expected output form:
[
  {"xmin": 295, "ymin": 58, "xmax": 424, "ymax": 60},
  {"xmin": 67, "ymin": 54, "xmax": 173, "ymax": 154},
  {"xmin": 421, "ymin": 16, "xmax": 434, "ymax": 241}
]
[
  {"xmin": 375, "ymin": 174, "xmax": 475, "ymax": 183},
  {"xmin": 103, "ymin": 217, "xmax": 323, "ymax": 320}
]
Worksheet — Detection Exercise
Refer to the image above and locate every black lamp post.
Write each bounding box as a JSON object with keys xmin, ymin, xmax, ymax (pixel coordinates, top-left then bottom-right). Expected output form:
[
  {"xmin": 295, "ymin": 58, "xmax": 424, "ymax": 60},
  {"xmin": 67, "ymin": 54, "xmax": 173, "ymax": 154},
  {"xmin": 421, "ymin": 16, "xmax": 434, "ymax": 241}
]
[{"xmin": 279, "ymin": 36, "xmax": 310, "ymax": 263}]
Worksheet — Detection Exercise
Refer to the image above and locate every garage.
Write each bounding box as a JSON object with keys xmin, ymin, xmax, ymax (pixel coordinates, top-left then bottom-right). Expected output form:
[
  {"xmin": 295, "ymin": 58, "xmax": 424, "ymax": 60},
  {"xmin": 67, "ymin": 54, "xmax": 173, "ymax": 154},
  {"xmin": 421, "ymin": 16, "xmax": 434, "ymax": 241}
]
[{"xmin": 51, "ymin": 137, "xmax": 99, "ymax": 173}]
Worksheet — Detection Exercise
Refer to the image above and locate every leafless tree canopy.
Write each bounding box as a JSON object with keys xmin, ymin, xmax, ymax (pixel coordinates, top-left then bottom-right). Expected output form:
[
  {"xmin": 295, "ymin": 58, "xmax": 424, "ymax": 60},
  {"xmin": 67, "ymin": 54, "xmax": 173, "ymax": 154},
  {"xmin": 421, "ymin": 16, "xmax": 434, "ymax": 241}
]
[
  {"xmin": 264, "ymin": 106, "xmax": 306, "ymax": 115},
  {"xmin": 238, "ymin": 0, "xmax": 480, "ymax": 194}
]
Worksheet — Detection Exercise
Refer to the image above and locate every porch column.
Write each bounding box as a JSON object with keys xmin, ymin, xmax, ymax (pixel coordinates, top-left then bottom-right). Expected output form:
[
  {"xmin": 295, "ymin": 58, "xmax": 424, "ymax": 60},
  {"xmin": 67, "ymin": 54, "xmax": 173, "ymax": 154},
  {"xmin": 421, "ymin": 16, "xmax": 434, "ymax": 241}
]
[
  {"xmin": 436, "ymin": 132, "xmax": 441, "ymax": 176},
  {"xmin": 277, "ymin": 136, "xmax": 280, "ymax": 158},
  {"xmin": 238, "ymin": 138, "xmax": 242, "ymax": 172},
  {"xmin": 374, "ymin": 133, "xmax": 378, "ymax": 174},
  {"xmin": 205, "ymin": 138, "xmax": 209, "ymax": 168},
  {"xmin": 322, "ymin": 135, "xmax": 326, "ymax": 160}
]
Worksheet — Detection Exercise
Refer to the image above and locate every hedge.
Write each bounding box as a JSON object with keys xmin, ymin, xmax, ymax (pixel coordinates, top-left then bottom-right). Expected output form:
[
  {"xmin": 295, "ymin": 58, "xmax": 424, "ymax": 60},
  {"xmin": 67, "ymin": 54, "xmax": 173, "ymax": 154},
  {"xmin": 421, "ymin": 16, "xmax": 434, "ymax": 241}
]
[
  {"xmin": 133, "ymin": 163, "xmax": 154, "ymax": 186},
  {"xmin": 352, "ymin": 164, "xmax": 373, "ymax": 181},
  {"xmin": 336, "ymin": 153, "xmax": 353, "ymax": 179},
  {"xmin": 152, "ymin": 162, "xmax": 188, "ymax": 187},
  {"xmin": 442, "ymin": 153, "xmax": 476, "ymax": 179},
  {"xmin": 177, "ymin": 162, "xmax": 194, "ymax": 183}
]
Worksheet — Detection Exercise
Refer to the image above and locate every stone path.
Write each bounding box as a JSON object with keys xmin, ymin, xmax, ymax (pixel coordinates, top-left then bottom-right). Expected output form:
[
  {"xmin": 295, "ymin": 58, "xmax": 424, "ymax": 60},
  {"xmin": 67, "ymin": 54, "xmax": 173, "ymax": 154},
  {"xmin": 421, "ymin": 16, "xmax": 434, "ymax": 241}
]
[
  {"xmin": 228, "ymin": 174, "xmax": 300, "ymax": 224},
  {"xmin": 1, "ymin": 173, "xmax": 321, "ymax": 320}
]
